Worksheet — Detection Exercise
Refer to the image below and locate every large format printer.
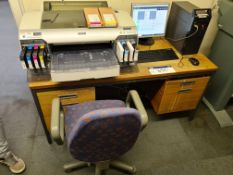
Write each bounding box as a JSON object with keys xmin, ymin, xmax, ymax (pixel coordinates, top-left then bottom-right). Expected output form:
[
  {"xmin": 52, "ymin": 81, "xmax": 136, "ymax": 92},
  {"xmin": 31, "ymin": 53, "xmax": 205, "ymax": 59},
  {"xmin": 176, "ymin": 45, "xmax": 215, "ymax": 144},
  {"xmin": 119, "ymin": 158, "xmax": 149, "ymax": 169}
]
[{"xmin": 17, "ymin": 1, "xmax": 138, "ymax": 82}]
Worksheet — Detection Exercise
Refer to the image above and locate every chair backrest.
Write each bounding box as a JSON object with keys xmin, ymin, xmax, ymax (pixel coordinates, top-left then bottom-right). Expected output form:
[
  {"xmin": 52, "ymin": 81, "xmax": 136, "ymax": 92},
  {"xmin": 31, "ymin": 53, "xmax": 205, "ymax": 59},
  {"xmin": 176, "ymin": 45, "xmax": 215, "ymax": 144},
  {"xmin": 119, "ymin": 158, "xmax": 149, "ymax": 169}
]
[{"xmin": 67, "ymin": 107, "xmax": 141, "ymax": 163}]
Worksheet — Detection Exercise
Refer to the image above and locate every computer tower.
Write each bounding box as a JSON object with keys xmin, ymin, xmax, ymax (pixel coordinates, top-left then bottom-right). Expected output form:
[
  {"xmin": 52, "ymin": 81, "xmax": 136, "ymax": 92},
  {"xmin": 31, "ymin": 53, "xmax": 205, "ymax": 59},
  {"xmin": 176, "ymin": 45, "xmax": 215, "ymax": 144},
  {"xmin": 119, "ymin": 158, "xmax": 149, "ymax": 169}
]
[{"xmin": 165, "ymin": 1, "xmax": 211, "ymax": 55}]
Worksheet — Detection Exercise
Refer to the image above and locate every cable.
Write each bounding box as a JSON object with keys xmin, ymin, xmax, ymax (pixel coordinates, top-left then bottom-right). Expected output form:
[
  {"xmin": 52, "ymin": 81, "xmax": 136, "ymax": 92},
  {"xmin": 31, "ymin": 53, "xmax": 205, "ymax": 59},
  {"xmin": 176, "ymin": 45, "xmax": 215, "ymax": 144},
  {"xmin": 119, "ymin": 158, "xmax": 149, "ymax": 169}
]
[
  {"xmin": 166, "ymin": 25, "xmax": 199, "ymax": 42},
  {"xmin": 43, "ymin": 13, "xmax": 59, "ymax": 23},
  {"xmin": 178, "ymin": 55, "xmax": 184, "ymax": 67},
  {"xmin": 51, "ymin": 13, "xmax": 59, "ymax": 23}
]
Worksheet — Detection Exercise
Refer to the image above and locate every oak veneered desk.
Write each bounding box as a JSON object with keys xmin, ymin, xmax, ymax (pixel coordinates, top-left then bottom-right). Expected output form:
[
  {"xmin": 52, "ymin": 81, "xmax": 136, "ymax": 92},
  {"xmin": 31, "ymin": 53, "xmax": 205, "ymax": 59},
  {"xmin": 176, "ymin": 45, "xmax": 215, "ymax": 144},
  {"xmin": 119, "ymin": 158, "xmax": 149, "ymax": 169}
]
[{"xmin": 27, "ymin": 38, "xmax": 218, "ymax": 143}]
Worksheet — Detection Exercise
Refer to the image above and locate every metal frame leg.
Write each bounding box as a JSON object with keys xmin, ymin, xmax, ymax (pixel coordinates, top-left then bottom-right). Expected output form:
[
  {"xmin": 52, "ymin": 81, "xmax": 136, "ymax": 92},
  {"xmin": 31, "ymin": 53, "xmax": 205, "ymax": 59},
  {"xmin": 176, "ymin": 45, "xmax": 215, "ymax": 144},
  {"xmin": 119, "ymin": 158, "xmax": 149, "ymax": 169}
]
[
  {"xmin": 110, "ymin": 160, "xmax": 136, "ymax": 174},
  {"xmin": 95, "ymin": 167, "xmax": 106, "ymax": 175},
  {"xmin": 62, "ymin": 160, "xmax": 136, "ymax": 174},
  {"xmin": 95, "ymin": 161, "xmax": 109, "ymax": 175},
  {"xmin": 63, "ymin": 161, "xmax": 89, "ymax": 173},
  {"xmin": 31, "ymin": 89, "xmax": 52, "ymax": 143},
  {"xmin": 188, "ymin": 103, "xmax": 202, "ymax": 121}
]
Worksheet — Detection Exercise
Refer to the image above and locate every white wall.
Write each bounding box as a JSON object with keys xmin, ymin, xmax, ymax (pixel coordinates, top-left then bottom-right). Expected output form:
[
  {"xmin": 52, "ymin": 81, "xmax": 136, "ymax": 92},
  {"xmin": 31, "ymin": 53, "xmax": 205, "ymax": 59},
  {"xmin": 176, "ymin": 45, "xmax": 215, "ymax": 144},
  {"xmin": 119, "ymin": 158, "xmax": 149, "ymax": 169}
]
[
  {"xmin": 11, "ymin": 0, "xmax": 219, "ymax": 55},
  {"xmin": 8, "ymin": 0, "xmax": 25, "ymax": 27},
  {"xmin": 21, "ymin": 0, "xmax": 215, "ymax": 12}
]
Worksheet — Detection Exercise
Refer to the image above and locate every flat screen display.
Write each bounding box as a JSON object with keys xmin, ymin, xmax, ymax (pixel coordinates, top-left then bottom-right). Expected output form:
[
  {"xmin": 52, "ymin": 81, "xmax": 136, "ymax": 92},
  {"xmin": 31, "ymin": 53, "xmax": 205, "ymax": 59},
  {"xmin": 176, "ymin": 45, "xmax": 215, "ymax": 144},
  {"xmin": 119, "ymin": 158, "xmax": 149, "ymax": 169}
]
[{"xmin": 131, "ymin": 4, "xmax": 169, "ymax": 37}]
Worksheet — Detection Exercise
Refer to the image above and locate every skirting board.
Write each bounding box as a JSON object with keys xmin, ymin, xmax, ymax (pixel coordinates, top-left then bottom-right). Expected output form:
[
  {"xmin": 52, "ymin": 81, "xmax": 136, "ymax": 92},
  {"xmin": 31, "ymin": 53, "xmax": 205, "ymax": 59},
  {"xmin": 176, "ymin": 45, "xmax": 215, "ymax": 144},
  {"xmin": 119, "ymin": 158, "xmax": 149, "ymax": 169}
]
[{"xmin": 202, "ymin": 97, "xmax": 233, "ymax": 127}]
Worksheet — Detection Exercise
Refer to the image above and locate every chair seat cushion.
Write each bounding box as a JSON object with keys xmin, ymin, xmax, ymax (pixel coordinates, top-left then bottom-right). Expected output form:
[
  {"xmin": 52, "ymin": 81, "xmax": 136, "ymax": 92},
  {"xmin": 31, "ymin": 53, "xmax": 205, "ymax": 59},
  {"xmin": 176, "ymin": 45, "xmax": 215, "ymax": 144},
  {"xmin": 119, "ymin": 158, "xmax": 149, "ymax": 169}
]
[{"xmin": 64, "ymin": 100, "xmax": 126, "ymax": 143}]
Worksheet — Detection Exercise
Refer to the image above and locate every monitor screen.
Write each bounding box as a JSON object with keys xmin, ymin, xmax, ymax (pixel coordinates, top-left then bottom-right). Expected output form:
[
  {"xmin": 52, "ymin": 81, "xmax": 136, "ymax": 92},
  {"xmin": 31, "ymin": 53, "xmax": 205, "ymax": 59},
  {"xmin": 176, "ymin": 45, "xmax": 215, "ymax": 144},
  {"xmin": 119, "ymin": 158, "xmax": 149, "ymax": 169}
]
[{"xmin": 131, "ymin": 3, "xmax": 169, "ymax": 37}]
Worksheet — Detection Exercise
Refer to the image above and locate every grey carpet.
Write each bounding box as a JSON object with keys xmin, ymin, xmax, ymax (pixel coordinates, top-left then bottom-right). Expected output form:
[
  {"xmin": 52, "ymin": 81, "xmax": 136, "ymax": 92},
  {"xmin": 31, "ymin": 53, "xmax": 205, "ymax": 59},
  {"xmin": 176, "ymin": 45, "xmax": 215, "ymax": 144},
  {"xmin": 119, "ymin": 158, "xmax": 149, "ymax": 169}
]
[{"xmin": 0, "ymin": 1, "xmax": 233, "ymax": 175}]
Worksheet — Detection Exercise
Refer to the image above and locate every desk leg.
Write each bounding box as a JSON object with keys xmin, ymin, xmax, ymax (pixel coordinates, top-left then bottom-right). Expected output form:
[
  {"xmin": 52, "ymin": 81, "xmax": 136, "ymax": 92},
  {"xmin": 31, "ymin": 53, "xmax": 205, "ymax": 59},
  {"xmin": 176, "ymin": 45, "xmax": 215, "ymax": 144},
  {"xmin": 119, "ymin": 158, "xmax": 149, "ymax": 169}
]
[
  {"xmin": 188, "ymin": 103, "xmax": 201, "ymax": 121},
  {"xmin": 31, "ymin": 89, "xmax": 52, "ymax": 144}
]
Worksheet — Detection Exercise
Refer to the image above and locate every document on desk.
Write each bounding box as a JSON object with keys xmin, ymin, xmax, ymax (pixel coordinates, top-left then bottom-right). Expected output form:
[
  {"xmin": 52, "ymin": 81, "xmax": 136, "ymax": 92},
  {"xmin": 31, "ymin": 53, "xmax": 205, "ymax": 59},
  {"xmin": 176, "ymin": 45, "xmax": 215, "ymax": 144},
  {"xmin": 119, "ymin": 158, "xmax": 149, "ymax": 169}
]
[{"xmin": 149, "ymin": 65, "xmax": 176, "ymax": 75}]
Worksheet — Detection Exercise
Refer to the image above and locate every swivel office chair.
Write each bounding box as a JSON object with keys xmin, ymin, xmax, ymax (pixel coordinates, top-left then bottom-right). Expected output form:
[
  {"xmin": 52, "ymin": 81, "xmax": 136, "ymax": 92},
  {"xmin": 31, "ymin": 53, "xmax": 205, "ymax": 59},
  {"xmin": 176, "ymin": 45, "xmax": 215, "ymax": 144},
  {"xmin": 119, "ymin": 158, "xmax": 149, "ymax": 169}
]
[{"xmin": 51, "ymin": 90, "xmax": 148, "ymax": 175}]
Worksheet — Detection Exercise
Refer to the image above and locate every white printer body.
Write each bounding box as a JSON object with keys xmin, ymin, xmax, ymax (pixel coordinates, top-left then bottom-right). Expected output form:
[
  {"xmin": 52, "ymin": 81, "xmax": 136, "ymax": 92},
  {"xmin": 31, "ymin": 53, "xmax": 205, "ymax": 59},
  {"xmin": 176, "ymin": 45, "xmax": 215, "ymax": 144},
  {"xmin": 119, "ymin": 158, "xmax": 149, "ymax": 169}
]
[
  {"xmin": 17, "ymin": 1, "xmax": 138, "ymax": 82},
  {"xmin": 19, "ymin": 11, "xmax": 137, "ymax": 44}
]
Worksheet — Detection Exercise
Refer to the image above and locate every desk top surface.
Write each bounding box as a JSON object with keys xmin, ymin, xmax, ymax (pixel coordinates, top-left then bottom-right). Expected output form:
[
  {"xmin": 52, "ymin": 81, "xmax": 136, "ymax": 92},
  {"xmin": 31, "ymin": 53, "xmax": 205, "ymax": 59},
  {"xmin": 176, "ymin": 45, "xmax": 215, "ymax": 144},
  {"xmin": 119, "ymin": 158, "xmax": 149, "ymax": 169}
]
[{"xmin": 28, "ymin": 38, "xmax": 218, "ymax": 90}]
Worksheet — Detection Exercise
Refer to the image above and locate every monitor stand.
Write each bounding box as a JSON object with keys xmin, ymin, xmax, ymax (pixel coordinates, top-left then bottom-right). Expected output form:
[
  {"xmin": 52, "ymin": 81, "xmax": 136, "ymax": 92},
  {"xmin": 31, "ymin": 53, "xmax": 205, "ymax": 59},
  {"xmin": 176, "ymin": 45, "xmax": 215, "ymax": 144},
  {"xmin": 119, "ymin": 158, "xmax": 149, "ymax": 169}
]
[{"xmin": 139, "ymin": 37, "xmax": 155, "ymax": 46}]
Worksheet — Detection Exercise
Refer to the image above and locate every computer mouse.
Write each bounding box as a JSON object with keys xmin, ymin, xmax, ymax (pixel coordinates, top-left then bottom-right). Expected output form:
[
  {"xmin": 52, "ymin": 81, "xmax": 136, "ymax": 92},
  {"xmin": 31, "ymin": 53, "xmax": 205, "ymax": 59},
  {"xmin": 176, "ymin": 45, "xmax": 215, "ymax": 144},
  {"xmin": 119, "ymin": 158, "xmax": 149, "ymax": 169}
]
[{"xmin": 189, "ymin": 57, "xmax": 200, "ymax": 66}]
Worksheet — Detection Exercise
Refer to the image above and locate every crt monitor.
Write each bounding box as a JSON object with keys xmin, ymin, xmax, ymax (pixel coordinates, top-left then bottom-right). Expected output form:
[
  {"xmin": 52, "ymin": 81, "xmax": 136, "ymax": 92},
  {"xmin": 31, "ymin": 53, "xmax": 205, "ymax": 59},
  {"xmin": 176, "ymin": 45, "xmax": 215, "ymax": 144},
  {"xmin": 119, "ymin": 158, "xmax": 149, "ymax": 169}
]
[{"xmin": 131, "ymin": 3, "xmax": 169, "ymax": 45}]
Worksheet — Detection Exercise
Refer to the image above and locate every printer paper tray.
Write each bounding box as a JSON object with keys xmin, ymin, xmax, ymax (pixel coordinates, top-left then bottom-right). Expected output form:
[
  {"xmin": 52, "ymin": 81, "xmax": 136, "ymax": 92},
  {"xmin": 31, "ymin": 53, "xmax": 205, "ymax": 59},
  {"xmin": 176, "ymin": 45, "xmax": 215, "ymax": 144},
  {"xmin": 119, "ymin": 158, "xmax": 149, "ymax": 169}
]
[
  {"xmin": 50, "ymin": 45, "xmax": 120, "ymax": 82},
  {"xmin": 51, "ymin": 65, "xmax": 119, "ymax": 82}
]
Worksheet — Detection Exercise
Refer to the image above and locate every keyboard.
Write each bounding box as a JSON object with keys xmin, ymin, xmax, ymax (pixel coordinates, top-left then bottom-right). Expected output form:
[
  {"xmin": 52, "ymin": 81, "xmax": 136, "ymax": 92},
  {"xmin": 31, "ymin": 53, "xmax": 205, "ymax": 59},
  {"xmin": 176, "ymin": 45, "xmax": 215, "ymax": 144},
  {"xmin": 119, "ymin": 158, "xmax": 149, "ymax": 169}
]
[{"xmin": 138, "ymin": 48, "xmax": 179, "ymax": 63}]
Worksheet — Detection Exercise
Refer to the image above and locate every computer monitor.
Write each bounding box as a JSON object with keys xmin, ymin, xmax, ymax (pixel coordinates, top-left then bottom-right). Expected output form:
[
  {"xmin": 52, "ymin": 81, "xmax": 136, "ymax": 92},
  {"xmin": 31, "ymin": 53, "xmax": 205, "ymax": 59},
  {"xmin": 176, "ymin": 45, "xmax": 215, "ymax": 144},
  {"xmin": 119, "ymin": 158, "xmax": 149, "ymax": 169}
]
[{"xmin": 131, "ymin": 3, "xmax": 169, "ymax": 45}]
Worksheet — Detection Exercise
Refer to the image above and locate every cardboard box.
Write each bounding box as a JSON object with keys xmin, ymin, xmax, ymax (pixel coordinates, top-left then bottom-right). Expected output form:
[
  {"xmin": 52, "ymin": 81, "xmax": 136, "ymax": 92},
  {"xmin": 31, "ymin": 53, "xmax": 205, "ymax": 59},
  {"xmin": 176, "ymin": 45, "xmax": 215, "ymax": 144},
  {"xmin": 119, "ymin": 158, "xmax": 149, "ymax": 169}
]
[
  {"xmin": 84, "ymin": 8, "xmax": 102, "ymax": 28},
  {"xmin": 99, "ymin": 7, "xmax": 118, "ymax": 27}
]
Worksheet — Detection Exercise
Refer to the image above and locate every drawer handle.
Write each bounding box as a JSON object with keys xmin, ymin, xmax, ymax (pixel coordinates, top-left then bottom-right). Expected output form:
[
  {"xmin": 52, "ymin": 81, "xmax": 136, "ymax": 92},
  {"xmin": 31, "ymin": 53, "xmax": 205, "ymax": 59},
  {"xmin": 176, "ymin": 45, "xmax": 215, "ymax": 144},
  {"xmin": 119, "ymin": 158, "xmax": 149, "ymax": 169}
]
[
  {"xmin": 180, "ymin": 81, "xmax": 195, "ymax": 86},
  {"xmin": 177, "ymin": 89, "xmax": 192, "ymax": 94},
  {"xmin": 58, "ymin": 94, "xmax": 78, "ymax": 100},
  {"xmin": 59, "ymin": 94, "xmax": 79, "ymax": 106}
]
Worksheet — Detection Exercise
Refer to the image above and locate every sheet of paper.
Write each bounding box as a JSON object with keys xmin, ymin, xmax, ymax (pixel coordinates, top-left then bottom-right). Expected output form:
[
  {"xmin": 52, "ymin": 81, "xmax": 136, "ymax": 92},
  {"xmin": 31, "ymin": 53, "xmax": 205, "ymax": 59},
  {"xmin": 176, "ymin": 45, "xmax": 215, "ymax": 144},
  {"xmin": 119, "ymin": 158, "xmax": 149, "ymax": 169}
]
[
  {"xmin": 88, "ymin": 14, "xmax": 101, "ymax": 24},
  {"xmin": 149, "ymin": 65, "xmax": 176, "ymax": 75},
  {"xmin": 103, "ymin": 14, "xmax": 116, "ymax": 24}
]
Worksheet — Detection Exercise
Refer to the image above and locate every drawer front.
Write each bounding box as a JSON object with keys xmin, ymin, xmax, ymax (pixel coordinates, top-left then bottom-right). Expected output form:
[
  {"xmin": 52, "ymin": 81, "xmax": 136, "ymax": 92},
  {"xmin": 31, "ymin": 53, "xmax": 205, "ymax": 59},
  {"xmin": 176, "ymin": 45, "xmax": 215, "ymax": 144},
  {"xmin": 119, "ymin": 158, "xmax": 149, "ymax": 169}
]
[
  {"xmin": 151, "ymin": 77, "xmax": 210, "ymax": 114},
  {"xmin": 172, "ymin": 77, "xmax": 210, "ymax": 112},
  {"xmin": 164, "ymin": 77, "xmax": 209, "ymax": 92},
  {"xmin": 37, "ymin": 87, "xmax": 95, "ymax": 130}
]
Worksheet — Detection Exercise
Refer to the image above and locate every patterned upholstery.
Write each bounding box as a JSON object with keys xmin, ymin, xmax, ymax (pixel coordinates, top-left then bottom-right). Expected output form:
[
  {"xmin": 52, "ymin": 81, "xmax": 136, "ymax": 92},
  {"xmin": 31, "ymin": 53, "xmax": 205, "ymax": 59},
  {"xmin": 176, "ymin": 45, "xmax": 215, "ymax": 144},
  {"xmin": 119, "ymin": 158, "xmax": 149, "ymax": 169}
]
[
  {"xmin": 64, "ymin": 100, "xmax": 126, "ymax": 140},
  {"xmin": 64, "ymin": 100, "xmax": 141, "ymax": 163}
]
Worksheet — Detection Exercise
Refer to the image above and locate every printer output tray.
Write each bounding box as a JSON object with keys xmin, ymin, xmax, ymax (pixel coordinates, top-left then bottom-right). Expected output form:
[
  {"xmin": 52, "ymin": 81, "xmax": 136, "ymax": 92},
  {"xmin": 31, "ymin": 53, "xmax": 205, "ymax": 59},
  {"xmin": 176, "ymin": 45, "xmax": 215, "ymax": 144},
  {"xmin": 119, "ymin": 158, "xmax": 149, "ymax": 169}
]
[{"xmin": 51, "ymin": 46, "xmax": 120, "ymax": 82}]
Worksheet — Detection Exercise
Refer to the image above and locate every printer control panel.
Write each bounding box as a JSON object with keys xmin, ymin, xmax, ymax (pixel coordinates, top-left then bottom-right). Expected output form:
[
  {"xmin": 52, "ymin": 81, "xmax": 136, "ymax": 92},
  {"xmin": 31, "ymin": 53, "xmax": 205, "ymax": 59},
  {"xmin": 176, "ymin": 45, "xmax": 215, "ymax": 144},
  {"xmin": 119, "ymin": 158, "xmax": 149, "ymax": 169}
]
[{"xmin": 19, "ymin": 40, "xmax": 49, "ymax": 71}]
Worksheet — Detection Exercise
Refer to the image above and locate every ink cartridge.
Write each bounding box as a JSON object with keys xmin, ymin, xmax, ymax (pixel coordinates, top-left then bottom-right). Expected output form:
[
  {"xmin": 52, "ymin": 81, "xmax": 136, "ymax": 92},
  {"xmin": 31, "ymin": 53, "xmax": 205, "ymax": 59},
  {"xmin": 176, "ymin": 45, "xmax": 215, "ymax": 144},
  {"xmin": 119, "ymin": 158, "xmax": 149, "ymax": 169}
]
[
  {"xmin": 32, "ymin": 50, "xmax": 40, "ymax": 69},
  {"xmin": 39, "ymin": 45, "xmax": 46, "ymax": 68},
  {"xmin": 26, "ymin": 45, "xmax": 34, "ymax": 69},
  {"xmin": 116, "ymin": 41, "xmax": 124, "ymax": 63},
  {"xmin": 19, "ymin": 47, "xmax": 28, "ymax": 69},
  {"xmin": 126, "ymin": 41, "xmax": 134, "ymax": 62},
  {"xmin": 33, "ymin": 44, "xmax": 41, "ymax": 69}
]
